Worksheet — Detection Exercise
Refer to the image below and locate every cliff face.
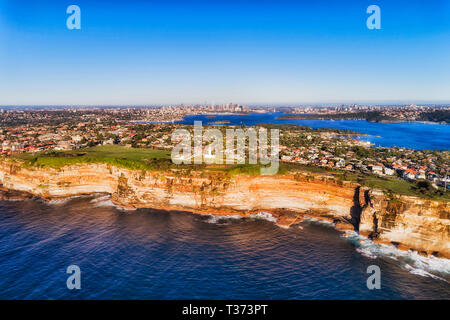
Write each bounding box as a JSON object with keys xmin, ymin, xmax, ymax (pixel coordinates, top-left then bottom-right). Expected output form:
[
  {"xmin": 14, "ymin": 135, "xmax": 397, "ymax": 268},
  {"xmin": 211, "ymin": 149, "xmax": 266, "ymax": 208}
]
[
  {"xmin": 0, "ymin": 160, "xmax": 448, "ymax": 258},
  {"xmin": 359, "ymin": 189, "xmax": 449, "ymax": 258}
]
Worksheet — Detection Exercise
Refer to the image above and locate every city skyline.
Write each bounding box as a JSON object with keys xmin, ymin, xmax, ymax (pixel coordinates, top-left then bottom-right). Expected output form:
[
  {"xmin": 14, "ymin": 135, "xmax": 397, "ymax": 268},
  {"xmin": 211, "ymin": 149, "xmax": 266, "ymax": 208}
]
[
  {"xmin": 2, "ymin": 101, "xmax": 450, "ymax": 108},
  {"xmin": 0, "ymin": 0, "xmax": 449, "ymax": 105}
]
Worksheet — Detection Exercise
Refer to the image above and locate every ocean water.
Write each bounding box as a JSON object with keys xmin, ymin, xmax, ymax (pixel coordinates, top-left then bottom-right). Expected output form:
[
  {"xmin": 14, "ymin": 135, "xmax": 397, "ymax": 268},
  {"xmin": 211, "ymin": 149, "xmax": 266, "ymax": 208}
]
[
  {"xmin": 178, "ymin": 112, "xmax": 450, "ymax": 150},
  {"xmin": 0, "ymin": 196, "xmax": 449, "ymax": 300}
]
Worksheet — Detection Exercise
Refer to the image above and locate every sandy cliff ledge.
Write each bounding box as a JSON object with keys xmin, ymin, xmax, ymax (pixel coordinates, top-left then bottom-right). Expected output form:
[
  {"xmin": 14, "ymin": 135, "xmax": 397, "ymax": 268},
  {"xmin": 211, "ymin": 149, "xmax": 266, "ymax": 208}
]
[{"xmin": 0, "ymin": 160, "xmax": 448, "ymax": 258}]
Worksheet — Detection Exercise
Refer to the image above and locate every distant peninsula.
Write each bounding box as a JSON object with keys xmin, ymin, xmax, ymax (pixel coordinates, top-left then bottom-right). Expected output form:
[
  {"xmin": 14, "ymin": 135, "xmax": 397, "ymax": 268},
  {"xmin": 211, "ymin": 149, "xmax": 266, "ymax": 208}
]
[{"xmin": 278, "ymin": 110, "xmax": 450, "ymax": 124}]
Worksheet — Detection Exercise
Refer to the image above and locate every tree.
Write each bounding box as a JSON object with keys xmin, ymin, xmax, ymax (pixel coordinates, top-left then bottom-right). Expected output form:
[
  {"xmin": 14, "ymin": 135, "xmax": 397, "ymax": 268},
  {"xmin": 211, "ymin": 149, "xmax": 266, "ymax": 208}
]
[{"xmin": 411, "ymin": 179, "xmax": 437, "ymax": 196}]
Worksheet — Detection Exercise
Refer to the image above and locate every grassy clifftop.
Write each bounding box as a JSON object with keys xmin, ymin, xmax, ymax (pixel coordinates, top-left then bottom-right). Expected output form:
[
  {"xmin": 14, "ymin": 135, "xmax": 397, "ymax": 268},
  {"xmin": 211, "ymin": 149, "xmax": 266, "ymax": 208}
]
[
  {"xmin": 13, "ymin": 145, "xmax": 172, "ymax": 171},
  {"xmin": 4, "ymin": 145, "xmax": 449, "ymax": 201}
]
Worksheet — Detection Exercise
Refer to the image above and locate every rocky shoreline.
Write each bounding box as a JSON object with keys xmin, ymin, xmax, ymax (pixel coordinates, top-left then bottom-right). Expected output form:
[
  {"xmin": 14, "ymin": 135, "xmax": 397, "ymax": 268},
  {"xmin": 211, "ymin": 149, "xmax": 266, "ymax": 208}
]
[
  {"xmin": 0, "ymin": 185, "xmax": 35, "ymax": 201},
  {"xmin": 0, "ymin": 160, "xmax": 448, "ymax": 258}
]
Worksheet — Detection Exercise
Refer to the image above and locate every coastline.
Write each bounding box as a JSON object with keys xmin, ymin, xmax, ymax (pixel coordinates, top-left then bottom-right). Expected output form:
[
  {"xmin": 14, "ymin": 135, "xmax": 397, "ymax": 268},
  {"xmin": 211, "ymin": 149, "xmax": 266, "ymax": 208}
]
[
  {"xmin": 276, "ymin": 115, "xmax": 450, "ymax": 125},
  {"xmin": 1, "ymin": 187, "xmax": 447, "ymax": 267},
  {"xmin": 0, "ymin": 160, "xmax": 448, "ymax": 259}
]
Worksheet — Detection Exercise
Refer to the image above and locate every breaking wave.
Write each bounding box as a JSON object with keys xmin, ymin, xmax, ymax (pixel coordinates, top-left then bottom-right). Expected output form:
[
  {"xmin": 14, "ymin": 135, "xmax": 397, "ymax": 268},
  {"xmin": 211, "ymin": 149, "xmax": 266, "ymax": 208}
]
[
  {"xmin": 250, "ymin": 211, "xmax": 278, "ymax": 223},
  {"xmin": 89, "ymin": 194, "xmax": 136, "ymax": 211},
  {"xmin": 45, "ymin": 194, "xmax": 105, "ymax": 206},
  {"xmin": 204, "ymin": 211, "xmax": 278, "ymax": 225},
  {"xmin": 90, "ymin": 195, "xmax": 115, "ymax": 207},
  {"xmin": 205, "ymin": 214, "xmax": 243, "ymax": 224},
  {"xmin": 303, "ymin": 217, "xmax": 335, "ymax": 227},
  {"xmin": 45, "ymin": 195, "xmax": 86, "ymax": 205},
  {"xmin": 341, "ymin": 231, "xmax": 450, "ymax": 282}
]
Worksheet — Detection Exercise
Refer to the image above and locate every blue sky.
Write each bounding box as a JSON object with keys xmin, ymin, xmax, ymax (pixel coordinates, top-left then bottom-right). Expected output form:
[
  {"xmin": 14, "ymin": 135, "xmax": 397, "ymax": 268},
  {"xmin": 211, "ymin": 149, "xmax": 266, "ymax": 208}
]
[{"xmin": 0, "ymin": 0, "xmax": 449, "ymax": 105}]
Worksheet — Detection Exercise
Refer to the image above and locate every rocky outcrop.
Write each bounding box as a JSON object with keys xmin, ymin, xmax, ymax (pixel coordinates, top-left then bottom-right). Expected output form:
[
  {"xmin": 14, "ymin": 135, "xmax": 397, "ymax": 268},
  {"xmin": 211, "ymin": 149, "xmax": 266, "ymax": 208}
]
[
  {"xmin": 359, "ymin": 189, "xmax": 449, "ymax": 258},
  {"xmin": 0, "ymin": 160, "xmax": 448, "ymax": 258}
]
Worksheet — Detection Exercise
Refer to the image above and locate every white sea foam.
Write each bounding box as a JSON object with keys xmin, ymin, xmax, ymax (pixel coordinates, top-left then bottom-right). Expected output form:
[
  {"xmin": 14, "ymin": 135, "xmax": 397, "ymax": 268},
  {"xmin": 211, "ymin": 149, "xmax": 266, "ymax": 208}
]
[
  {"xmin": 205, "ymin": 214, "xmax": 243, "ymax": 224},
  {"xmin": 89, "ymin": 195, "xmax": 136, "ymax": 211},
  {"xmin": 250, "ymin": 211, "xmax": 278, "ymax": 223},
  {"xmin": 303, "ymin": 217, "xmax": 335, "ymax": 227},
  {"xmin": 90, "ymin": 195, "xmax": 114, "ymax": 207},
  {"xmin": 46, "ymin": 195, "xmax": 84, "ymax": 205},
  {"xmin": 205, "ymin": 211, "xmax": 278, "ymax": 224},
  {"xmin": 404, "ymin": 264, "xmax": 446, "ymax": 281},
  {"xmin": 93, "ymin": 199, "xmax": 116, "ymax": 208},
  {"xmin": 47, "ymin": 198, "xmax": 71, "ymax": 205},
  {"xmin": 340, "ymin": 232, "xmax": 450, "ymax": 282}
]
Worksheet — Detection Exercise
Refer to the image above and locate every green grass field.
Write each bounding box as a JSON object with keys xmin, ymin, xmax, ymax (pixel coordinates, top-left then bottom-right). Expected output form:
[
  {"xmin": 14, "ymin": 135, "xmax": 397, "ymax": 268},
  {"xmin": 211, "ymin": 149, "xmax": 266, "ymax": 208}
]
[
  {"xmin": 15, "ymin": 145, "xmax": 171, "ymax": 170},
  {"xmin": 332, "ymin": 171, "xmax": 450, "ymax": 200},
  {"xmin": 280, "ymin": 163, "xmax": 449, "ymax": 200},
  {"xmin": 358, "ymin": 175, "xmax": 449, "ymax": 200},
  {"xmin": 10, "ymin": 145, "xmax": 449, "ymax": 200}
]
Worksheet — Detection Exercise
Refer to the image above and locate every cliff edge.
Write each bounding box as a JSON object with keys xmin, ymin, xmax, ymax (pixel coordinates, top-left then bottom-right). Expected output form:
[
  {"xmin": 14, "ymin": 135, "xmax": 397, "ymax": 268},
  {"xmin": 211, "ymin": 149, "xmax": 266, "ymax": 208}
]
[{"xmin": 0, "ymin": 160, "xmax": 448, "ymax": 258}]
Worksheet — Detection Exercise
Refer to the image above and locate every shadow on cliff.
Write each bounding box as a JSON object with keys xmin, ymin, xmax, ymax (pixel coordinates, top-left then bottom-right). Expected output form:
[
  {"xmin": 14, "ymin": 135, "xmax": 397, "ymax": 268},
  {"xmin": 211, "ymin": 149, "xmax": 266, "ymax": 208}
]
[{"xmin": 346, "ymin": 186, "xmax": 371, "ymax": 233}]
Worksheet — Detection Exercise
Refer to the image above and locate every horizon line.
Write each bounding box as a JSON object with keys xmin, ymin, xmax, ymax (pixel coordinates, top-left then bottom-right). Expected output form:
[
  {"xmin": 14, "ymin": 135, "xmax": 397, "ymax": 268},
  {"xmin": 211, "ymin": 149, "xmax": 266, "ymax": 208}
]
[{"xmin": 2, "ymin": 101, "xmax": 450, "ymax": 108}]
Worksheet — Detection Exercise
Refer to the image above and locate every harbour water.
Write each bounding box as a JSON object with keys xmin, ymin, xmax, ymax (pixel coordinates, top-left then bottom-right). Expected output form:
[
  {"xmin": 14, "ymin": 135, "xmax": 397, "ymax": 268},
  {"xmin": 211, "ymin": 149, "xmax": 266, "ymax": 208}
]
[{"xmin": 178, "ymin": 112, "xmax": 450, "ymax": 150}]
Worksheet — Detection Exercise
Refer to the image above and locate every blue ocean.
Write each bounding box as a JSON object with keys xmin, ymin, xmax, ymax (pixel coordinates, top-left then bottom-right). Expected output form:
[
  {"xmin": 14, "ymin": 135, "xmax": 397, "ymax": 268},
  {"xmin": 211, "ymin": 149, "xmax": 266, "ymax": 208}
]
[{"xmin": 0, "ymin": 196, "xmax": 449, "ymax": 299}]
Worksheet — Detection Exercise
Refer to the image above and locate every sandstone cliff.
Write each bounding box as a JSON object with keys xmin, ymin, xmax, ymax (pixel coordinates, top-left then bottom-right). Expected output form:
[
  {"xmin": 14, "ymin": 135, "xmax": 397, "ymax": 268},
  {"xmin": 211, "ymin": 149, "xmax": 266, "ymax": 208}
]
[{"xmin": 0, "ymin": 160, "xmax": 448, "ymax": 258}]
